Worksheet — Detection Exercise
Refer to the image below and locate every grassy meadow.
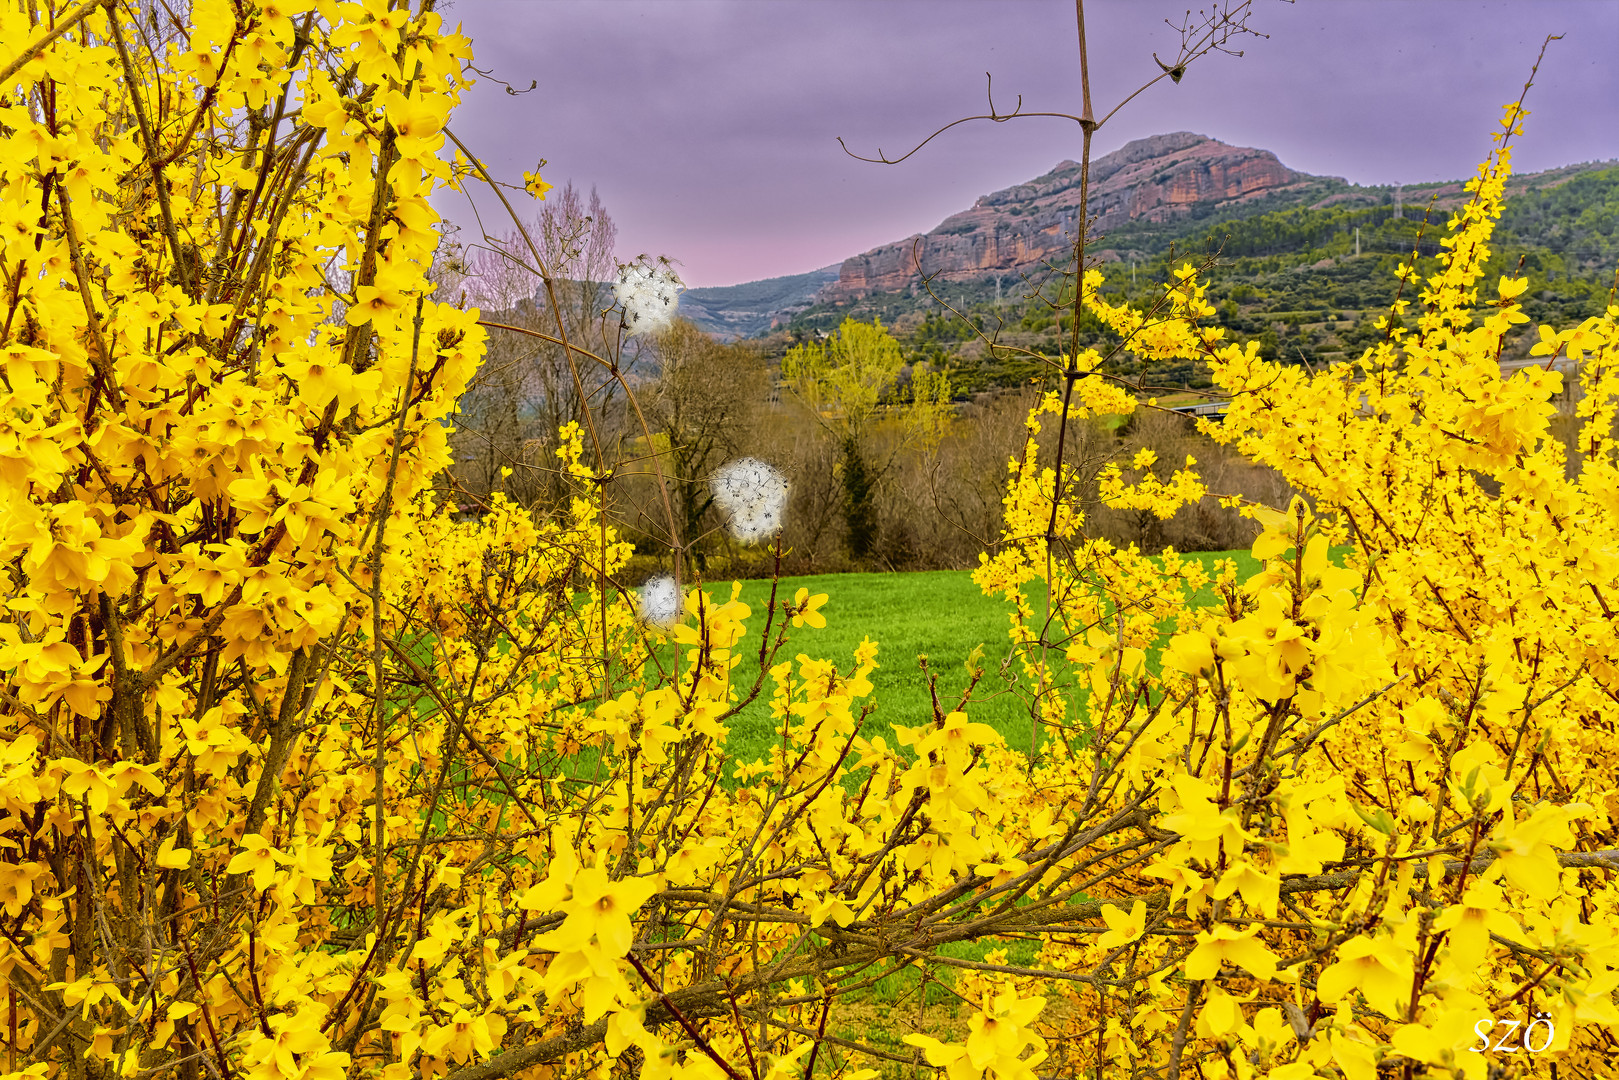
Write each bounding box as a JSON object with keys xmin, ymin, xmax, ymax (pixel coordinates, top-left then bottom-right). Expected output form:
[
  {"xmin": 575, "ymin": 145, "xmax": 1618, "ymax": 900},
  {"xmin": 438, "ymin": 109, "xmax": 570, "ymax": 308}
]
[{"xmin": 669, "ymin": 548, "xmax": 1266, "ymax": 766}]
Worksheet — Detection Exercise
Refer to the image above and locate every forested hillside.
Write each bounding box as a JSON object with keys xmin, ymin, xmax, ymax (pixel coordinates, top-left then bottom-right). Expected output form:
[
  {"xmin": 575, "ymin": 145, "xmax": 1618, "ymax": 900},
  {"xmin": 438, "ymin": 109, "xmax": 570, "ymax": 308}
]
[{"xmin": 771, "ymin": 166, "xmax": 1618, "ymax": 394}]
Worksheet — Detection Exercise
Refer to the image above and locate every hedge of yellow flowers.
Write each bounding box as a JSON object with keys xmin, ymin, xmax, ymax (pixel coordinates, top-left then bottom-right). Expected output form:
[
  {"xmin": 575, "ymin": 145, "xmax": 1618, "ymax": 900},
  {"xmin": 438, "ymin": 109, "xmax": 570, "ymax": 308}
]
[
  {"xmin": 1, "ymin": 3, "xmax": 1616, "ymax": 1080},
  {"xmin": 971, "ymin": 102, "xmax": 1619, "ymax": 1078}
]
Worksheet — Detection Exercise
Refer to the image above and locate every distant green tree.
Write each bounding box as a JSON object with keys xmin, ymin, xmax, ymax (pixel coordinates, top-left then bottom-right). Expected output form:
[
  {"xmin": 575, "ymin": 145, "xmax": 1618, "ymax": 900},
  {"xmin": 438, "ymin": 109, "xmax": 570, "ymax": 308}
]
[{"xmin": 782, "ymin": 317, "xmax": 952, "ymax": 560}]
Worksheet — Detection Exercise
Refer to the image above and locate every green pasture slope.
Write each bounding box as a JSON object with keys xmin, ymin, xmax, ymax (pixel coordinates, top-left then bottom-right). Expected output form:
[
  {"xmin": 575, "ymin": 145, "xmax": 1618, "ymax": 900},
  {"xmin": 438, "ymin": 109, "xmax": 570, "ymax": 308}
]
[{"xmin": 682, "ymin": 549, "xmax": 1264, "ymax": 765}]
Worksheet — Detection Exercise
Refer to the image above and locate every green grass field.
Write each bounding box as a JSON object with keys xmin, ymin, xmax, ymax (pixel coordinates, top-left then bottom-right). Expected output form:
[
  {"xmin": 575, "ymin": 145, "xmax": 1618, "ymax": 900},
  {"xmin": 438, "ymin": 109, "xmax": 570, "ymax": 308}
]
[{"xmin": 669, "ymin": 548, "xmax": 1266, "ymax": 765}]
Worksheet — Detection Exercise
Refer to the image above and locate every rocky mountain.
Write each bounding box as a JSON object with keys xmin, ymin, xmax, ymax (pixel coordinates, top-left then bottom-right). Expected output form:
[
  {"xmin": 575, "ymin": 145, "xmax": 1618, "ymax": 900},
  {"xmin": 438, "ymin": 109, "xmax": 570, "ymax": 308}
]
[
  {"xmin": 817, "ymin": 132, "xmax": 1612, "ymax": 304},
  {"xmin": 676, "ymin": 265, "xmax": 841, "ymax": 340},
  {"xmin": 787, "ymin": 162, "xmax": 1617, "ymax": 397},
  {"xmin": 667, "ymin": 134, "xmax": 1613, "ymax": 341},
  {"xmin": 822, "ymin": 132, "xmax": 1316, "ymax": 301}
]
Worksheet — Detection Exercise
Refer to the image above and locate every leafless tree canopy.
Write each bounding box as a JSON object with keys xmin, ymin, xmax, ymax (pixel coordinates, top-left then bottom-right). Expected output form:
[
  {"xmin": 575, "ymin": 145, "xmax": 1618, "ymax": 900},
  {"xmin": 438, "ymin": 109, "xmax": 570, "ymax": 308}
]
[
  {"xmin": 630, "ymin": 319, "xmax": 770, "ymax": 574},
  {"xmin": 448, "ymin": 183, "xmax": 632, "ymax": 514}
]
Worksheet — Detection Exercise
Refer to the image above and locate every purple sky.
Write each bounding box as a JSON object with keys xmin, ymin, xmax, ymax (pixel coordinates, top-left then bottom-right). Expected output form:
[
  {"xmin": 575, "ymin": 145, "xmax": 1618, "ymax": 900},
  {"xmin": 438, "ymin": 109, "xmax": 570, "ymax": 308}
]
[{"xmin": 437, "ymin": 0, "xmax": 1619, "ymax": 288}]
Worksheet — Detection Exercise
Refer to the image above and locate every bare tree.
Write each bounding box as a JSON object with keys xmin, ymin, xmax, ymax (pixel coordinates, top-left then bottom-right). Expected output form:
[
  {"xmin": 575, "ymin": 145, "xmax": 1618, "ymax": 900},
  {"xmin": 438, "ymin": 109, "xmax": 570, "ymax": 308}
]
[
  {"xmin": 633, "ymin": 319, "xmax": 769, "ymax": 575},
  {"xmin": 451, "ymin": 183, "xmax": 628, "ymax": 515}
]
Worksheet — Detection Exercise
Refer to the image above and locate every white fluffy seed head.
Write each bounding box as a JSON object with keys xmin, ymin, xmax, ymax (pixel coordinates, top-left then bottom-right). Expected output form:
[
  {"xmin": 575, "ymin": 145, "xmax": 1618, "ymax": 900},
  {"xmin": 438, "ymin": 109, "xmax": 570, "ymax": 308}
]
[
  {"xmin": 637, "ymin": 573, "xmax": 682, "ymax": 629},
  {"xmin": 711, "ymin": 457, "xmax": 788, "ymax": 544},
  {"xmin": 614, "ymin": 256, "xmax": 683, "ymax": 337}
]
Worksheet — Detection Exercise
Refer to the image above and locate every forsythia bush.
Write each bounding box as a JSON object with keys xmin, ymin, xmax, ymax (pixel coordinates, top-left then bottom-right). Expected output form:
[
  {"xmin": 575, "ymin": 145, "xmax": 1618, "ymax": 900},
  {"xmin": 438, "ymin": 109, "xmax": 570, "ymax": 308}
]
[
  {"xmin": 0, "ymin": 5, "xmax": 1613, "ymax": 1080},
  {"xmin": 972, "ymin": 103, "xmax": 1619, "ymax": 1077}
]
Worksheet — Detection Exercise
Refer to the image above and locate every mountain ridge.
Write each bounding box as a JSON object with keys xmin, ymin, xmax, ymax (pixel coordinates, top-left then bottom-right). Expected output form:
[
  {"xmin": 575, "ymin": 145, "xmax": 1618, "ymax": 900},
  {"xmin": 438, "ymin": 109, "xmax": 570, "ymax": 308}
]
[
  {"xmin": 672, "ymin": 134, "xmax": 1613, "ymax": 340},
  {"xmin": 824, "ymin": 132, "xmax": 1317, "ymax": 301},
  {"xmin": 674, "ymin": 265, "xmax": 841, "ymax": 340}
]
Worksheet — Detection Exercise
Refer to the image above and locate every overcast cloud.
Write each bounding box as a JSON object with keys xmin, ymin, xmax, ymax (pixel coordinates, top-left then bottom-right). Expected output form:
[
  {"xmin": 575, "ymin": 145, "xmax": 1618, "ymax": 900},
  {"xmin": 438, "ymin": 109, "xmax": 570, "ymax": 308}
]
[{"xmin": 436, "ymin": 0, "xmax": 1619, "ymax": 287}]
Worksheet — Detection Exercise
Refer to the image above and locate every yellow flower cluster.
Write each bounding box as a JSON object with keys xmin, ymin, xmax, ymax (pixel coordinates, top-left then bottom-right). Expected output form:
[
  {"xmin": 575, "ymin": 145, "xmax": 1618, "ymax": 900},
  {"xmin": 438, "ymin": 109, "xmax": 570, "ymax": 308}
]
[{"xmin": 969, "ymin": 103, "xmax": 1619, "ymax": 1077}]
